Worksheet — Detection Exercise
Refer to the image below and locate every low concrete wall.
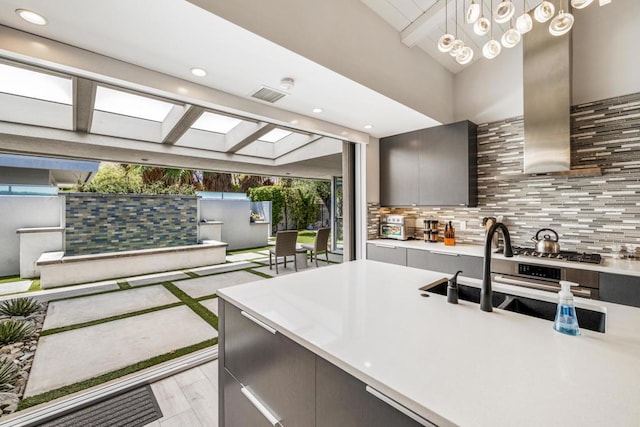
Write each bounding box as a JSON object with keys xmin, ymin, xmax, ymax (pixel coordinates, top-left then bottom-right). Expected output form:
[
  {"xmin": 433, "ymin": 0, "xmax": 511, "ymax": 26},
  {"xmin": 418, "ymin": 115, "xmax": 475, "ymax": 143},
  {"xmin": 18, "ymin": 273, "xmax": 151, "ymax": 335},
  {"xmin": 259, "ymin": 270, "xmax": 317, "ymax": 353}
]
[
  {"xmin": 37, "ymin": 242, "xmax": 227, "ymax": 288},
  {"xmin": 17, "ymin": 227, "xmax": 64, "ymax": 278},
  {"xmin": 200, "ymin": 199, "xmax": 270, "ymax": 250},
  {"xmin": 0, "ymin": 196, "xmax": 63, "ymax": 277}
]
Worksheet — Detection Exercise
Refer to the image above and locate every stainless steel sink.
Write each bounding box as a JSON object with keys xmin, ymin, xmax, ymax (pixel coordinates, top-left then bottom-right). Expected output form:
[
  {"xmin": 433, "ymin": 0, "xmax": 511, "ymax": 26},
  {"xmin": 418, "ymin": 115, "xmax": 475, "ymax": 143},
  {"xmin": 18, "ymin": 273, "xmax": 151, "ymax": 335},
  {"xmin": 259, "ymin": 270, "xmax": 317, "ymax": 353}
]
[{"xmin": 422, "ymin": 282, "xmax": 607, "ymax": 333}]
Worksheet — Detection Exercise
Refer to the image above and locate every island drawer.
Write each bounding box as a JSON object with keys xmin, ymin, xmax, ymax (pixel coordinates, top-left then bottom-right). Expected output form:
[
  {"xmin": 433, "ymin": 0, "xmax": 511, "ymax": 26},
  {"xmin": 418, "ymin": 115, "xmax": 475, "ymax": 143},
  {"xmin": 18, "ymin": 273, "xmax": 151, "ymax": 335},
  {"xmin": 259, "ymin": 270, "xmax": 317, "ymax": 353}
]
[
  {"xmin": 222, "ymin": 368, "xmax": 274, "ymax": 427},
  {"xmin": 367, "ymin": 243, "xmax": 407, "ymax": 265},
  {"xmin": 222, "ymin": 301, "xmax": 315, "ymax": 427}
]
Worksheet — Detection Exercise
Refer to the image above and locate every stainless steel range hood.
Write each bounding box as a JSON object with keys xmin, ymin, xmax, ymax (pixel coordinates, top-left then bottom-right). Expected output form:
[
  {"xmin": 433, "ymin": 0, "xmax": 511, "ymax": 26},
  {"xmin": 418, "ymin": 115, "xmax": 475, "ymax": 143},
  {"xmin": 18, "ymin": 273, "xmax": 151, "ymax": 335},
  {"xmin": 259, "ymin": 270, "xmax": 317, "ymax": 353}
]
[{"xmin": 522, "ymin": 7, "xmax": 571, "ymax": 174}]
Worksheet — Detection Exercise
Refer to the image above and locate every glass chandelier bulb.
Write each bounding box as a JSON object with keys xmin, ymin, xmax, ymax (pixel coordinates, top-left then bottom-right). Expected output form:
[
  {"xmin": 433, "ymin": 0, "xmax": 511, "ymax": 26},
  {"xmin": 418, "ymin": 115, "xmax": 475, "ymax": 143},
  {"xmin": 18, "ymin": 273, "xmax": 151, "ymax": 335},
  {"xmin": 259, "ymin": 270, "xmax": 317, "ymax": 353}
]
[
  {"xmin": 534, "ymin": 1, "xmax": 555, "ymax": 23},
  {"xmin": 474, "ymin": 16, "xmax": 491, "ymax": 36},
  {"xmin": 599, "ymin": 0, "xmax": 612, "ymax": 5},
  {"xmin": 450, "ymin": 39, "xmax": 465, "ymax": 56},
  {"xmin": 456, "ymin": 46, "xmax": 474, "ymax": 65},
  {"xmin": 501, "ymin": 28, "xmax": 521, "ymax": 48},
  {"xmin": 549, "ymin": 10, "xmax": 575, "ymax": 36},
  {"xmin": 482, "ymin": 39, "xmax": 502, "ymax": 59},
  {"xmin": 571, "ymin": 0, "xmax": 594, "ymax": 8},
  {"xmin": 438, "ymin": 33, "xmax": 456, "ymax": 52},
  {"xmin": 466, "ymin": 1, "xmax": 481, "ymax": 24},
  {"xmin": 516, "ymin": 12, "xmax": 533, "ymax": 34},
  {"xmin": 494, "ymin": 0, "xmax": 515, "ymax": 24}
]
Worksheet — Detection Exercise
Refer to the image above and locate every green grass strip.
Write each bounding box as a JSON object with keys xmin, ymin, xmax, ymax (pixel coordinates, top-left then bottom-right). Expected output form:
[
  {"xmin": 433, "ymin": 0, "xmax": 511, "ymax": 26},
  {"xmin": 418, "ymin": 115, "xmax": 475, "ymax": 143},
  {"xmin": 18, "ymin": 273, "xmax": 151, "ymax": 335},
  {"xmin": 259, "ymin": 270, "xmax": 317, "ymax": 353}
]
[
  {"xmin": 196, "ymin": 294, "xmax": 219, "ymax": 302},
  {"xmin": 28, "ymin": 279, "xmax": 41, "ymax": 292},
  {"xmin": 162, "ymin": 282, "xmax": 218, "ymax": 330},
  {"xmin": 18, "ymin": 338, "xmax": 218, "ymax": 410},
  {"xmin": 0, "ymin": 275, "xmax": 21, "ymax": 284},
  {"xmin": 183, "ymin": 271, "xmax": 199, "ymax": 279},
  {"xmin": 244, "ymin": 268, "xmax": 273, "ymax": 279},
  {"xmin": 117, "ymin": 281, "xmax": 131, "ymax": 290},
  {"xmin": 40, "ymin": 302, "xmax": 183, "ymax": 336}
]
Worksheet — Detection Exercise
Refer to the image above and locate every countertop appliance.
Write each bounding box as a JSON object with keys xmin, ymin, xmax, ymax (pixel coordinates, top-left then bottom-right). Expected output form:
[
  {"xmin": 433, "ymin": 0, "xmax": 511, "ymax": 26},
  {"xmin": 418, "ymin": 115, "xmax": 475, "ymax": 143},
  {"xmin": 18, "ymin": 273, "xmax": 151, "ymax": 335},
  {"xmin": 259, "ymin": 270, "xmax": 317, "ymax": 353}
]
[
  {"xmin": 491, "ymin": 246, "xmax": 602, "ymax": 299},
  {"xmin": 380, "ymin": 215, "xmax": 408, "ymax": 240}
]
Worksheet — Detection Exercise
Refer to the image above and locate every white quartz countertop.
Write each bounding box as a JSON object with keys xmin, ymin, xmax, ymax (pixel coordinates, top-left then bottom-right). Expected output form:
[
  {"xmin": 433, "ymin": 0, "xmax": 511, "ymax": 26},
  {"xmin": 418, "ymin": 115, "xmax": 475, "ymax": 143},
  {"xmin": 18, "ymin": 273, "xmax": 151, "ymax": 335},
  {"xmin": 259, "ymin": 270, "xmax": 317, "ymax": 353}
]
[
  {"xmin": 367, "ymin": 239, "xmax": 640, "ymax": 277},
  {"xmin": 218, "ymin": 260, "xmax": 640, "ymax": 427}
]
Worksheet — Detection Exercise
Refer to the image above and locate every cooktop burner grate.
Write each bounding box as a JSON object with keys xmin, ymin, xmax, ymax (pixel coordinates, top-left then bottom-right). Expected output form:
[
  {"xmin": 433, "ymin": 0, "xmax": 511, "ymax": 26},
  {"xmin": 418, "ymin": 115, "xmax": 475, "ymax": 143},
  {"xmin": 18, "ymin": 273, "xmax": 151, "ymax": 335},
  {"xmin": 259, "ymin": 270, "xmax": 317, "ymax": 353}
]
[{"xmin": 503, "ymin": 247, "xmax": 602, "ymax": 264}]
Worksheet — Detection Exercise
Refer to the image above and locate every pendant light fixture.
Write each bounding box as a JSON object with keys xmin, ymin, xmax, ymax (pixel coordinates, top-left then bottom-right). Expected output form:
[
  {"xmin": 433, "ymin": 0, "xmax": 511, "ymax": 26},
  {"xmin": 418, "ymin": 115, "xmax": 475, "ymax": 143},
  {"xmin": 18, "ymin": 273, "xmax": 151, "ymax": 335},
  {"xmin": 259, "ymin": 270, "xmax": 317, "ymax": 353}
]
[
  {"xmin": 457, "ymin": 45, "xmax": 475, "ymax": 64},
  {"xmin": 474, "ymin": 0, "xmax": 491, "ymax": 35},
  {"xmin": 534, "ymin": 0, "xmax": 555, "ymax": 23},
  {"xmin": 494, "ymin": 0, "xmax": 515, "ymax": 24},
  {"xmin": 450, "ymin": 0, "xmax": 465, "ymax": 57},
  {"xmin": 466, "ymin": 0, "xmax": 481, "ymax": 23},
  {"xmin": 483, "ymin": 0, "xmax": 502, "ymax": 59},
  {"xmin": 570, "ymin": 0, "xmax": 594, "ymax": 8},
  {"xmin": 501, "ymin": 22, "xmax": 521, "ymax": 48},
  {"xmin": 549, "ymin": 2, "xmax": 574, "ymax": 36},
  {"xmin": 516, "ymin": 0, "xmax": 533, "ymax": 34},
  {"xmin": 437, "ymin": 0, "xmax": 455, "ymax": 52}
]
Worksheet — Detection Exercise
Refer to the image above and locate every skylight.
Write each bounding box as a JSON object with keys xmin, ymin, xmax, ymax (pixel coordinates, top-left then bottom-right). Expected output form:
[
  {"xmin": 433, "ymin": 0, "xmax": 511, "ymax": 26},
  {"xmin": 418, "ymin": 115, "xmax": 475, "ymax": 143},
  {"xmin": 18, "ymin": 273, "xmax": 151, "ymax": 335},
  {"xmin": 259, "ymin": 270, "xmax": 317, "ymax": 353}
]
[
  {"xmin": 94, "ymin": 86, "xmax": 175, "ymax": 122},
  {"xmin": 259, "ymin": 128, "xmax": 293, "ymax": 143},
  {"xmin": 0, "ymin": 63, "xmax": 72, "ymax": 104},
  {"xmin": 191, "ymin": 112, "xmax": 242, "ymax": 134}
]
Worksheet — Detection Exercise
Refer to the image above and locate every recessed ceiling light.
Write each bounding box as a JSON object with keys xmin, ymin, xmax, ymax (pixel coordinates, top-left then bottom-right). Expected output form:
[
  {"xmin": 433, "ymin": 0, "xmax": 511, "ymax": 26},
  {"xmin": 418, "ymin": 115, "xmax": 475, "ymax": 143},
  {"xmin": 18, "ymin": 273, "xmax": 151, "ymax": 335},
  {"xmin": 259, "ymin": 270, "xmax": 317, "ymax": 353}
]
[
  {"xmin": 364, "ymin": 124, "xmax": 374, "ymax": 129},
  {"xmin": 16, "ymin": 9, "xmax": 47, "ymax": 25},
  {"xmin": 312, "ymin": 108, "xmax": 323, "ymax": 113},
  {"xmin": 190, "ymin": 67, "xmax": 207, "ymax": 77},
  {"xmin": 280, "ymin": 77, "xmax": 295, "ymax": 91}
]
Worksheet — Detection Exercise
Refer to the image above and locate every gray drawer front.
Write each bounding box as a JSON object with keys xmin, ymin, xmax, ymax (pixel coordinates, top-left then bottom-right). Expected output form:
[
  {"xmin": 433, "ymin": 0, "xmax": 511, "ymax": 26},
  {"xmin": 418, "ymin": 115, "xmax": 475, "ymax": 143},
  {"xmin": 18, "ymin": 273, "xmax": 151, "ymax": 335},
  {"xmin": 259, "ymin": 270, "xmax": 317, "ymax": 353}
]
[
  {"xmin": 223, "ymin": 301, "xmax": 315, "ymax": 427},
  {"xmin": 599, "ymin": 273, "xmax": 640, "ymax": 308},
  {"xmin": 407, "ymin": 249, "xmax": 483, "ymax": 279},
  {"xmin": 222, "ymin": 368, "xmax": 273, "ymax": 427},
  {"xmin": 367, "ymin": 243, "xmax": 408, "ymax": 265}
]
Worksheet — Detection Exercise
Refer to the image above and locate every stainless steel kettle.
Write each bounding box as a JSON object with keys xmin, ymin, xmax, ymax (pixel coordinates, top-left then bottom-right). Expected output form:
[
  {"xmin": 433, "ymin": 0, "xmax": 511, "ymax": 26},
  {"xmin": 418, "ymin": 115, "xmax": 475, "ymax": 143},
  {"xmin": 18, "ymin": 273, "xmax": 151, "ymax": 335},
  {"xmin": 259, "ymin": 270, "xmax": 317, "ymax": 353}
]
[{"xmin": 531, "ymin": 228, "xmax": 560, "ymax": 254}]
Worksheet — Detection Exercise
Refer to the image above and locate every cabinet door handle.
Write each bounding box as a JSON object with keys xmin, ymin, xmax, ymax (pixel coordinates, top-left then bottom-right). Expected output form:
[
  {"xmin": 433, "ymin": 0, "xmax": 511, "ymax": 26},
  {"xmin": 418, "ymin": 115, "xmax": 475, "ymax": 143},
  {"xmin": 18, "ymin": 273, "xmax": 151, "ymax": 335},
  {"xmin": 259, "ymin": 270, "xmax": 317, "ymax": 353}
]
[
  {"xmin": 375, "ymin": 244, "xmax": 398, "ymax": 249},
  {"xmin": 241, "ymin": 311, "xmax": 277, "ymax": 334},
  {"xmin": 240, "ymin": 386, "xmax": 282, "ymax": 426},
  {"xmin": 365, "ymin": 386, "xmax": 435, "ymax": 427},
  {"xmin": 429, "ymin": 251, "xmax": 459, "ymax": 257}
]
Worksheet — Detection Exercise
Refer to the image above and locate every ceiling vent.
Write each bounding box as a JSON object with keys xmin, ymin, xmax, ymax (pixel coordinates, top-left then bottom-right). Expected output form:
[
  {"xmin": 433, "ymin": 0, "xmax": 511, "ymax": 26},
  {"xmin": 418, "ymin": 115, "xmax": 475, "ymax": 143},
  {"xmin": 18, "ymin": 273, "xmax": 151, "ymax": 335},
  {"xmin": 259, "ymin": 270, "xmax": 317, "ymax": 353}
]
[{"xmin": 250, "ymin": 86, "xmax": 287, "ymax": 103}]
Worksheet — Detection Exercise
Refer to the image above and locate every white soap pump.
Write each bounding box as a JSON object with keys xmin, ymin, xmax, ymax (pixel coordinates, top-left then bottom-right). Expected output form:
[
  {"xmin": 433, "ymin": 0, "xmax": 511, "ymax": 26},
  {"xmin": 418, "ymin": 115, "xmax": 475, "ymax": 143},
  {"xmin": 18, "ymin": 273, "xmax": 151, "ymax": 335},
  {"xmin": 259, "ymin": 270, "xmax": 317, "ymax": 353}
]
[{"xmin": 553, "ymin": 281, "xmax": 580, "ymax": 336}]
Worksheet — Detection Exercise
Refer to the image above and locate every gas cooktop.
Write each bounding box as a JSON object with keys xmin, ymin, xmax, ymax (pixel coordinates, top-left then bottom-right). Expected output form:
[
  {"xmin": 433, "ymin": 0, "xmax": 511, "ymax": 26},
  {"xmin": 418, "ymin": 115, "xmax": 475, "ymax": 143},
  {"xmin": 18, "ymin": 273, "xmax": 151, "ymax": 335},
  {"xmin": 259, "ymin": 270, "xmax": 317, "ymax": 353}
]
[{"xmin": 504, "ymin": 246, "xmax": 602, "ymax": 264}]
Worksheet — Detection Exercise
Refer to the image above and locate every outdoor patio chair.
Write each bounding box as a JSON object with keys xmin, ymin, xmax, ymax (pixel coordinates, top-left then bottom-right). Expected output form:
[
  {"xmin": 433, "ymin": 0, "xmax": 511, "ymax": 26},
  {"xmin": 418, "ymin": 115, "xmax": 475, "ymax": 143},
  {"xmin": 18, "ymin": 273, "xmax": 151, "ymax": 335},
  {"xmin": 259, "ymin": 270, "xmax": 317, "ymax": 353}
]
[
  {"xmin": 269, "ymin": 230, "xmax": 304, "ymax": 274},
  {"xmin": 301, "ymin": 227, "xmax": 331, "ymax": 267}
]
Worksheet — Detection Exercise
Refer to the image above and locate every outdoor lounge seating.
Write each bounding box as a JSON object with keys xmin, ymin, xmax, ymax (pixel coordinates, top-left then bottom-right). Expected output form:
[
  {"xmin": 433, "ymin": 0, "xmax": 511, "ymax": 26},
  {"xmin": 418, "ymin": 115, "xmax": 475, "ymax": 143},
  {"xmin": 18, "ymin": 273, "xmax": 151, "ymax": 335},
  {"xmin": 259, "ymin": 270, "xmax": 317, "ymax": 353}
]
[
  {"xmin": 301, "ymin": 227, "xmax": 331, "ymax": 267},
  {"xmin": 269, "ymin": 230, "xmax": 305, "ymax": 274}
]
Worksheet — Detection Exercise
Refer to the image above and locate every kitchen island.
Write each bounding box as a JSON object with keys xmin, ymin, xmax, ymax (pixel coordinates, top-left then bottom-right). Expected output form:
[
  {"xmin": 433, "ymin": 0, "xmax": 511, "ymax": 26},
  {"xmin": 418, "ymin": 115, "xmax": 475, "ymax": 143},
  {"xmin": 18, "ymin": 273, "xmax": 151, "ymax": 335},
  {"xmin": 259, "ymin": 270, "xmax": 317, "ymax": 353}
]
[{"xmin": 217, "ymin": 260, "xmax": 640, "ymax": 426}]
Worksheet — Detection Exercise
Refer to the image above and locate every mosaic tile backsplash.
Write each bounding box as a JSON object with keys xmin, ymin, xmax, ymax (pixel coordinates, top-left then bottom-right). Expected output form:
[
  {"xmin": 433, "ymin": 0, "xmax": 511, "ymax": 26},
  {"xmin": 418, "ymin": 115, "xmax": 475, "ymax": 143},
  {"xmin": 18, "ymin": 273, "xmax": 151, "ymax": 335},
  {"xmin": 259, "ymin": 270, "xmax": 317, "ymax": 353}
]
[
  {"xmin": 65, "ymin": 193, "xmax": 197, "ymax": 255},
  {"xmin": 370, "ymin": 92, "xmax": 640, "ymax": 256}
]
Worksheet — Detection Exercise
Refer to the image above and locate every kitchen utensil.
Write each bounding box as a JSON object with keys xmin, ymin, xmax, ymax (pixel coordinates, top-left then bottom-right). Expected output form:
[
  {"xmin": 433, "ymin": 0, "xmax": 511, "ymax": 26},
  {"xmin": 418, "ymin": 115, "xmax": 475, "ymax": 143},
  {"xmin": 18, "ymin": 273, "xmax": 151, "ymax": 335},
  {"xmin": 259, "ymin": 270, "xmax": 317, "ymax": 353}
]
[
  {"xmin": 482, "ymin": 217, "xmax": 499, "ymax": 248},
  {"xmin": 531, "ymin": 228, "xmax": 560, "ymax": 254}
]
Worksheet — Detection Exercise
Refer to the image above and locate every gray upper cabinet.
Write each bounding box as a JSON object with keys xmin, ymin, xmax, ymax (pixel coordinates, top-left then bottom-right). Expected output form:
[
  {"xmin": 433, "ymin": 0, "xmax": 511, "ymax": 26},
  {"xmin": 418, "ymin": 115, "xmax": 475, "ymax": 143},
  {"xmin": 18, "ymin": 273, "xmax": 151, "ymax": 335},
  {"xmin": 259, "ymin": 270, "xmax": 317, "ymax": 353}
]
[
  {"xmin": 380, "ymin": 130, "xmax": 420, "ymax": 206},
  {"xmin": 380, "ymin": 120, "xmax": 477, "ymax": 207}
]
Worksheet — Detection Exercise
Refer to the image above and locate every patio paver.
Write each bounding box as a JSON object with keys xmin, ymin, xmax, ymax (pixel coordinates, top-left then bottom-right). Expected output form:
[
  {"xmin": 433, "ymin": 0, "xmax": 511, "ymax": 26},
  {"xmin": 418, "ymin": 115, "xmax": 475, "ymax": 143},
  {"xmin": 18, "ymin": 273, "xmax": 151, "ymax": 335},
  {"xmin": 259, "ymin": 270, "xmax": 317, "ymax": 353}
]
[
  {"xmin": 42, "ymin": 285, "xmax": 180, "ymax": 330},
  {"xmin": 199, "ymin": 298, "xmax": 219, "ymax": 316},
  {"xmin": 0, "ymin": 279, "xmax": 32, "ymax": 295},
  {"xmin": 188, "ymin": 261, "xmax": 256, "ymax": 276},
  {"xmin": 126, "ymin": 271, "xmax": 190, "ymax": 287},
  {"xmin": 225, "ymin": 252, "xmax": 265, "ymax": 262},
  {"xmin": 174, "ymin": 271, "xmax": 265, "ymax": 299},
  {"xmin": 24, "ymin": 306, "xmax": 217, "ymax": 397}
]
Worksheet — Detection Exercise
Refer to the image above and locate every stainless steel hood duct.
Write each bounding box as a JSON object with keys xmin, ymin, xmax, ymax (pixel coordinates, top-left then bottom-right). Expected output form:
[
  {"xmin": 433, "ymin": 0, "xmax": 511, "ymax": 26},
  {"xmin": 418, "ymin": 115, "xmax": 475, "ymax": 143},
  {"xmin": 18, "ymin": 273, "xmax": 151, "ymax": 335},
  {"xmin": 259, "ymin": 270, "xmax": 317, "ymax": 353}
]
[{"xmin": 522, "ymin": 3, "xmax": 571, "ymax": 174}]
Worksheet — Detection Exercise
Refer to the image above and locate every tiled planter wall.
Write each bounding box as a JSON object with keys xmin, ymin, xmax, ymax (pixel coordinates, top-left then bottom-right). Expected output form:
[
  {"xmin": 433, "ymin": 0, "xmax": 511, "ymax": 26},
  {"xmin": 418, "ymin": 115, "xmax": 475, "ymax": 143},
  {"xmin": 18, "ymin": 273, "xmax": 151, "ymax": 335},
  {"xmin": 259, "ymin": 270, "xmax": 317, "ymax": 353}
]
[
  {"xmin": 65, "ymin": 193, "xmax": 197, "ymax": 255},
  {"xmin": 370, "ymin": 92, "xmax": 640, "ymax": 255}
]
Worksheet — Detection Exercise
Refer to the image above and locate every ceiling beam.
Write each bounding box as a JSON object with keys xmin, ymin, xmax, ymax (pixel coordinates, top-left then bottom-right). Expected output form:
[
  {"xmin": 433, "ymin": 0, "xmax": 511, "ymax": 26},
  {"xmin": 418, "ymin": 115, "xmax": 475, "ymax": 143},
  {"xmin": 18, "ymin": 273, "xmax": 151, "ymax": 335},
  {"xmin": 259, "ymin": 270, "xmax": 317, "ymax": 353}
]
[
  {"xmin": 225, "ymin": 122, "xmax": 276, "ymax": 153},
  {"xmin": 72, "ymin": 77, "xmax": 96, "ymax": 133},
  {"xmin": 400, "ymin": 1, "xmax": 445, "ymax": 47},
  {"xmin": 274, "ymin": 134, "xmax": 324, "ymax": 159},
  {"xmin": 161, "ymin": 104, "xmax": 205, "ymax": 144}
]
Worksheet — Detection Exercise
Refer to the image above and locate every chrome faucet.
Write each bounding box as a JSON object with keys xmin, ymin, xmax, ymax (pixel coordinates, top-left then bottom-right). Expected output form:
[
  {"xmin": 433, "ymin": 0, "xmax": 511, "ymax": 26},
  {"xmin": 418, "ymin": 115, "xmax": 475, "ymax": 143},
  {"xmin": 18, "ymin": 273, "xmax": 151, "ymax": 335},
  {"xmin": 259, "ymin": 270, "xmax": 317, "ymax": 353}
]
[{"xmin": 481, "ymin": 222, "xmax": 513, "ymax": 312}]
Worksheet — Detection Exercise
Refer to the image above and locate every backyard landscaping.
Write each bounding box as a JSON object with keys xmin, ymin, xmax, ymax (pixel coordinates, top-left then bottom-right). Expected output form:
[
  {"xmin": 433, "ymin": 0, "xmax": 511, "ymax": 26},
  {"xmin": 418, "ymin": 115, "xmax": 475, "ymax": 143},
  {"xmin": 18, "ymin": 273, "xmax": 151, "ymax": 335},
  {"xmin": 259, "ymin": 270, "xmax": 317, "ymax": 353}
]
[{"xmin": 0, "ymin": 245, "xmax": 342, "ymax": 418}]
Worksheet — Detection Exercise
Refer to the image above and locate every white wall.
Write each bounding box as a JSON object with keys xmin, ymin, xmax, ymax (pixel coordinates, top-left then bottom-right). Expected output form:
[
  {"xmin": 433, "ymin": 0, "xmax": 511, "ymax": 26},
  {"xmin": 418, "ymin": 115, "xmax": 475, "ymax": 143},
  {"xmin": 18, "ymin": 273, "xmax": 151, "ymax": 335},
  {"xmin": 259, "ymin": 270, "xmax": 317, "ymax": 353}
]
[
  {"xmin": 0, "ymin": 196, "xmax": 62, "ymax": 276},
  {"xmin": 199, "ymin": 199, "xmax": 269, "ymax": 250},
  {"xmin": 453, "ymin": 0, "xmax": 640, "ymax": 123}
]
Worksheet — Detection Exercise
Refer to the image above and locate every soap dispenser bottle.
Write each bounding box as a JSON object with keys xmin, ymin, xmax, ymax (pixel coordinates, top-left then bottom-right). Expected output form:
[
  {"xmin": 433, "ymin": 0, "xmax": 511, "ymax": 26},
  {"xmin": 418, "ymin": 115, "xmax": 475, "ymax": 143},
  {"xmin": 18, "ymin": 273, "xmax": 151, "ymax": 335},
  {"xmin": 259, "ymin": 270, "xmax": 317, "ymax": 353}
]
[{"xmin": 553, "ymin": 281, "xmax": 580, "ymax": 336}]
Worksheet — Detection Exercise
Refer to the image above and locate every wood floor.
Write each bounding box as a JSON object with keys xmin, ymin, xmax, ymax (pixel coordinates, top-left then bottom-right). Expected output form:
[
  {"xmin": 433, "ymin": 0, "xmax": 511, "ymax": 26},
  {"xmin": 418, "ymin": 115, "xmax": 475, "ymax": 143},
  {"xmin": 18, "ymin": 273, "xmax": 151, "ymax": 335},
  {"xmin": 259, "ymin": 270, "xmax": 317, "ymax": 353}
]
[{"xmin": 144, "ymin": 360, "xmax": 219, "ymax": 426}]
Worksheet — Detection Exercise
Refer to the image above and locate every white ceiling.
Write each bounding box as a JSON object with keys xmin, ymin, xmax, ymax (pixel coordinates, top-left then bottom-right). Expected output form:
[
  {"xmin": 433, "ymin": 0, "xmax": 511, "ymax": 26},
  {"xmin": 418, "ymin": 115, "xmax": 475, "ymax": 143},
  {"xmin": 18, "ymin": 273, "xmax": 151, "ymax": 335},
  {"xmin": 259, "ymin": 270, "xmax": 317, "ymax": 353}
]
[
  {"xmin": 0, "ymin": 0, "xmax": 440, "ymax": 138},
  {"xmin": 362, "ymin": 0, "xmax": 513, "ymax": 73}
]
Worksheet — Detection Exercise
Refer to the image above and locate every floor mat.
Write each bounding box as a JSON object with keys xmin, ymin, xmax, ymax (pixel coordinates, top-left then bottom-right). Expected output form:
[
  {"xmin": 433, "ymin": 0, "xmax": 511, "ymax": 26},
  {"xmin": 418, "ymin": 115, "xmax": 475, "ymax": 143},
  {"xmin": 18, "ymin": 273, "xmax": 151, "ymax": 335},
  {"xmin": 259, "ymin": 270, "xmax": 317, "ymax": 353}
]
[{"xmin": 38, "ymin": 385, "xmax": 162, "ymax": 427}]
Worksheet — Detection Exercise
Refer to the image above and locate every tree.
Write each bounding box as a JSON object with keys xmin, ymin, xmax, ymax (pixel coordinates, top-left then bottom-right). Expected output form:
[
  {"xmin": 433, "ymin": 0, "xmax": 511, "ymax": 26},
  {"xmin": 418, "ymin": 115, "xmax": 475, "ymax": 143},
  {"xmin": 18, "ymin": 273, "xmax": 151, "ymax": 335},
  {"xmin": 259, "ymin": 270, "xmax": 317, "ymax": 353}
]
[
  {"xmin": 78, "ymin": 163, "xmax": 142, "ymax": 193},
  {"xmin": 292, "ymin": 188, "xmax": 318, "ymax": 230},
  {"xmin": 248, "ymin": 185, "xmax": 286, "ymax": 232},
  {"xmin": 238, "ymin": 175, "xmax": 266, "ymax": 193},
  {"xmin": 202, "ymin": 172, "xmax": 234, "ymax": 192}
]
